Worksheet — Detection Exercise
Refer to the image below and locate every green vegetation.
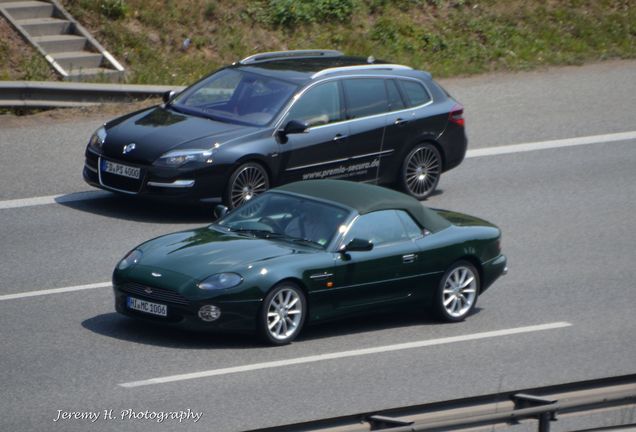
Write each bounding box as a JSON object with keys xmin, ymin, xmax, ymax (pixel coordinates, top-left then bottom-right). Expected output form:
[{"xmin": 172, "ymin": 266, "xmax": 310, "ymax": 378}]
[{"xmin": 52, "ymin": 0, "xmax": 636, "ymax": 84}]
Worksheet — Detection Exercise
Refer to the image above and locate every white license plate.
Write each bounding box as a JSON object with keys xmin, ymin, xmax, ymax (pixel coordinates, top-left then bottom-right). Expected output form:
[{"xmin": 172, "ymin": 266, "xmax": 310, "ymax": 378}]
[
  {"xmin": 127, "ymin": 296, "xmax": 167, "ymax": 317},
  {"xmin": 101, "ymin": 160, "xmax": 140, "ymax": 179}
]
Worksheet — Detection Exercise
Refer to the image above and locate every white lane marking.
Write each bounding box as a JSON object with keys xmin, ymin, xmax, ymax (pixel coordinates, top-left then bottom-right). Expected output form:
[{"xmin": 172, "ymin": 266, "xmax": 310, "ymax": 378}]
[
  {"xmin": 0, "ymin": 190, "xmax": 110, "ymax": 210},
  {"xmin": 465, "ymin": 131, "xmax": 636, "ymax": 158},
  {"xmin": 119, "ymin": 322, "xmax": 572, "ymax": 388},
  {"xmin": 0, "ymin": 282, "xmax": 110, "ymax": 301},
  {"xmin": 0, "ymin": 131, "xmax": 635, "ymax": 211}
]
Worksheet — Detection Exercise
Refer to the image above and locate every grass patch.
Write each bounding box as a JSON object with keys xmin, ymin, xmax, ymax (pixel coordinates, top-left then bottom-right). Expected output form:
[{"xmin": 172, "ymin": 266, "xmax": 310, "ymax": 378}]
[{"xmin": 49, "ymin": 0, "xmax": 636, "ymax": 84}]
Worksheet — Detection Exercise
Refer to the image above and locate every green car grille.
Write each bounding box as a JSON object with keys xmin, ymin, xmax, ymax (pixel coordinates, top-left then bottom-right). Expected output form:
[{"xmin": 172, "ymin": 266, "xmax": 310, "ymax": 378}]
[{"xmin": 121, "ymin": 282, "xmax": 190, "ymax": 305}]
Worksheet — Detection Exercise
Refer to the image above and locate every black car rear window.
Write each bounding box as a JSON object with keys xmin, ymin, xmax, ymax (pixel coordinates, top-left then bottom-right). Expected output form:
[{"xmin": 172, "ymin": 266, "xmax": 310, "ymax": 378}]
[
  {"xmin": 399, "ymin": 79, "xmax": 431, "ymax": 107},
  {"xmin": 343, "ymin": 78, "xmax": 388, "ymax": 119}
]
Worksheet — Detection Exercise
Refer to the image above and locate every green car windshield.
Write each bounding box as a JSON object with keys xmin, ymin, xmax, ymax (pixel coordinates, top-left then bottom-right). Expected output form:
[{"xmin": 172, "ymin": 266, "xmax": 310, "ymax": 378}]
[
  {"xmin": 216, "ymin": 193, "xmax": 351, "ymax": 248},
  {"xmin": 171, "ymin": 68, "xmax": 298, "ymax": 126}
]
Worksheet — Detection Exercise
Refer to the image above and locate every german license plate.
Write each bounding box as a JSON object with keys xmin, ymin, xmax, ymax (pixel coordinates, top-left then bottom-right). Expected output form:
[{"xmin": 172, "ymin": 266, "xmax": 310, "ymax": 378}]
[
  {"xmin": 127, "ymin": 296, "xmax": 167, "ymax": 317},
  {"xmin": 101, "ymin": 159, "xmax": 140, "ymax": 179}
]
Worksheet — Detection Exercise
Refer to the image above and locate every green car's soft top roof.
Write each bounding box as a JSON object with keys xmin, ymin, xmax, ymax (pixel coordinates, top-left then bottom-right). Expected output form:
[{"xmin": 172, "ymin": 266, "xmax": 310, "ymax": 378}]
[{"xmin": 276, "ymin": 180, "xmax": 451, "ymax": 232}]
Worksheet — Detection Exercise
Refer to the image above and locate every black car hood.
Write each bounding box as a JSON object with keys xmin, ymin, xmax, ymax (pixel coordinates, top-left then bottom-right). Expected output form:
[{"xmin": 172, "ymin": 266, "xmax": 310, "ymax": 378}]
[{"xmin": 101, "ymin": 106, "xmax": 257, "ymax": 163}]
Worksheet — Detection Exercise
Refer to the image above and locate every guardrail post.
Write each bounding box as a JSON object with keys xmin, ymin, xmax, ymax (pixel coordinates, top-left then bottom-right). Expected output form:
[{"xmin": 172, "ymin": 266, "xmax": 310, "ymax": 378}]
[{"xmin": 512, "ymin": 393, "xmax": 558, "ymax": 432}]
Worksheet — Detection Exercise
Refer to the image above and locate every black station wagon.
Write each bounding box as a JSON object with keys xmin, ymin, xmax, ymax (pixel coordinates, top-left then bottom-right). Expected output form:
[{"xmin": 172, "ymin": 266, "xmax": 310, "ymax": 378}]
[{"xmin": 84, "ymin": 50, "xmax": 467, "ymax": 208}]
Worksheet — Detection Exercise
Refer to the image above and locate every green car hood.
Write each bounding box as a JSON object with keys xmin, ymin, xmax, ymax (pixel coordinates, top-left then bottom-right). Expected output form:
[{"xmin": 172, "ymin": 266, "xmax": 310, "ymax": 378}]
[{"xmin": 134, "ymin": 227, "xmax": 299, "ymax": 281}]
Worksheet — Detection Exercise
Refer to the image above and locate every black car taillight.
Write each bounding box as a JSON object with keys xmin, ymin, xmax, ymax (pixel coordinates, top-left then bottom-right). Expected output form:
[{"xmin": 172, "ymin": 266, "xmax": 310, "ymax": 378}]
[{"xmin": 449, "ymin": 104, "xmax": 464, "ymax": 127}]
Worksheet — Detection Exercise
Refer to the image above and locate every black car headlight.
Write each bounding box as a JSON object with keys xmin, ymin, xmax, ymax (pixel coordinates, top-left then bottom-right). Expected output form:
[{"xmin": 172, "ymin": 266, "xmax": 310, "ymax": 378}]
[
  {"xmin": 197, "ymin": 273, "xmax": 243, "ymax": 290},
  {"xmin": 154, "ymin": 148, "xmax": 214, "ymax": 168},
  {"xmin": 88, "ymin": 126, "xmax": 106, "ymax": 152},
  {"xmin": 118, "ymin": 249, "xmax": 143, "ymax": 270}
]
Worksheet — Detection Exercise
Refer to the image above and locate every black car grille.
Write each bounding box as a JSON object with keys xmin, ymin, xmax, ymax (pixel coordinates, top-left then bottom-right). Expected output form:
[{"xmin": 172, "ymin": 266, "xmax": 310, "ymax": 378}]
[
  {"xmin": 120, "ymin": 282, "xmax": 190, "ymax": 305},
  {"xmin": 99, "ymin": 158, "xmax": 144, "ymax": 193}
]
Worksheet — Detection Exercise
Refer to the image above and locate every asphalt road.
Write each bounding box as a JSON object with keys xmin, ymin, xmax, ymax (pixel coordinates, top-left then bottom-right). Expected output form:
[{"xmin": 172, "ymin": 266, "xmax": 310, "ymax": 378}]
[{"xmin": 1, "ymin": 60, "xmax": 635, "ymax": 432}]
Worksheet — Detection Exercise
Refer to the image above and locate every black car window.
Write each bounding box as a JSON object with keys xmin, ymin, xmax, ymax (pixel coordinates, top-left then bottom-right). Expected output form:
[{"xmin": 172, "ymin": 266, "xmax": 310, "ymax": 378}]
[
  {"xmin": 396, "ymin": 210, "xmax": 424, "ymax": 239},
  {"xmin": 386, "ymin": 79, "xmax": 406, "ymax": 112},
  {"xmin": 343, "ymin": 78, "xmax": 388, "ymax": 119},
  {"xmin": 399, "ymin": 79, "xmax": 431, "ymax": 107},
  {"xmin": 286, "ymin": 81, "xmax": 342, "ymax": 127},
  {"xmin": 173, "ymin": 69, "xmax": 297, "ymax": 126},
  {"xmin": 343, "ymin": 210, "xmax": 409, "ymax": 247}
]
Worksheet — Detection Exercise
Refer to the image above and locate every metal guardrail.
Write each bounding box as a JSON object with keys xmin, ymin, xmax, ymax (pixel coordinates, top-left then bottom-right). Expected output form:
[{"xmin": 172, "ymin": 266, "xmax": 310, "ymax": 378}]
[
  {"xmin": 246, "ymin": 374, "xmax": 636, "ymax": 432},
  {"xmin": 0, "ymin": 81, "xmax": 185, "ymax": 108}
]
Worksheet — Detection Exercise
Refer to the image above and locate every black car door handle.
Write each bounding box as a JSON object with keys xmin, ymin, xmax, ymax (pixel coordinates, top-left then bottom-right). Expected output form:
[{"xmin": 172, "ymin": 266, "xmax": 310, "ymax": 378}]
[
  {"xmin": 402, "ymin": 253, "xmax": 416, "ymax": 263},
  {"xmin": 333, "ymin": 134, "xmax": 347, "ymax": 141},
  {"xmin": 394, "ymin": 118, "xmax": 409, "ymax": 126}
]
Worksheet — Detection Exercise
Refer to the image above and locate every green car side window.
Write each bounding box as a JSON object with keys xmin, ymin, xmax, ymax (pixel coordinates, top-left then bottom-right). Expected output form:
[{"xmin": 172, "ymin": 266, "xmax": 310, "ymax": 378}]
[
  {"xmin": 343, "ymin": 210, "xmax": 410, "ymax": 247},
  {"xmin": 396, "ymin": 210, "xmax": 424, "ymax": 239}
]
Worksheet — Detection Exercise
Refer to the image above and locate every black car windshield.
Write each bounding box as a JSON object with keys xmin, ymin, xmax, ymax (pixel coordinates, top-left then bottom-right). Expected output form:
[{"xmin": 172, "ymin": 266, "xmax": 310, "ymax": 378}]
[
  {"xmin": 215, "ymin": 192, "xmax": 351, "ymax": 248},
  {"xmin": 171, "ymin": 68, "xmax": 298, "ymax": 127}
]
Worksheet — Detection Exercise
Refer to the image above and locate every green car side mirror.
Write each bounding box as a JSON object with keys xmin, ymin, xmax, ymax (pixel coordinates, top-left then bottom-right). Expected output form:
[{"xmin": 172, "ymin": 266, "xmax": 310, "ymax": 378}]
[
  {"xmin": 214, "ymin": 204, "xmax": 228, "ymax": 220},
  {"xmin": 340, "ymin": 238, "xmax": 374, "ymax": 253}
]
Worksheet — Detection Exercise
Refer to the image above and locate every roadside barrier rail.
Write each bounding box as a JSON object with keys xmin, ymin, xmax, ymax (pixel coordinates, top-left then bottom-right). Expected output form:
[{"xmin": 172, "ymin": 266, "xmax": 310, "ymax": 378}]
[
  {"xmin": 246, "ymin": 374, "xmax": 636, "ymax": 432},
  {"xmin": 0, "ymin": 81, "xmax": 185, "ymax": 108}
]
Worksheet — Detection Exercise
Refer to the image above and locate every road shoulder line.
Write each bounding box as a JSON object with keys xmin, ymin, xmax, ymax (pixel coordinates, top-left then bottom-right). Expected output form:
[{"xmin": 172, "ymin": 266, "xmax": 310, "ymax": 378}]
[{"xmin": 119, "ymin": 322, "xmax": 572, "ymax": 388}]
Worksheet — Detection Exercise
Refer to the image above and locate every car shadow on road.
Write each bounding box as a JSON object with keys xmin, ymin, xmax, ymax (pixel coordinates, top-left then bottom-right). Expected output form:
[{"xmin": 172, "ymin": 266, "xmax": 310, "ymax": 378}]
[
  {"xmin": 82, "ymin": 313, "xmax": 263, "ymax": 349},
  {"xmin": 82, "ymin": 307, "xmax": 482, "ymax": 348},
  {"xmin": 298, "ymin": 306, "xmax": 482, "ymax": 342},
  {"xmin": 421, "ymin": 188, "xmax": 444, "ymax": 200},
  {"xmin": 58, "ymin": 194, "xmax": 213, "ymax": 224}
]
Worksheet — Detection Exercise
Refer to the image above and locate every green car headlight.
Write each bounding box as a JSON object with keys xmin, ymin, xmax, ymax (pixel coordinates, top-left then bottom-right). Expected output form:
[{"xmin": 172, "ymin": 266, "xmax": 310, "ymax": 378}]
[
  {"xmin": 118, "ymin": 249, "xmax": 143, "ymax": 270},
  {"xmin": 197, "ymin": 273, "xmax": 242, "ymax": 290},
  {"xmin": 154, "ymin": 149, "xmax": 214, "ymax": 168},
  {"xmin": 88, "ymin": 126, "xmax": 106, "ymax": 151}
]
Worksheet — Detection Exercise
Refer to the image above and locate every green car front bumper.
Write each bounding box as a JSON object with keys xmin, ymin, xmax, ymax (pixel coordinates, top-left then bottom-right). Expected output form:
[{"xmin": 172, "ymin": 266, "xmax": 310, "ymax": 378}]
[{"xmin": 113, "ymin": 284, "xmax": 262, "ymax": 333}]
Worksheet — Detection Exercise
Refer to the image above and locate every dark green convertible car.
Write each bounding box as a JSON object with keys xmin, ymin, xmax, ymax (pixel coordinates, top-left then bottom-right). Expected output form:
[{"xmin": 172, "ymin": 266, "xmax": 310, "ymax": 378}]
[{"xmin": 113, "ymin": 180, "xmax": 507, "ymax": 344}]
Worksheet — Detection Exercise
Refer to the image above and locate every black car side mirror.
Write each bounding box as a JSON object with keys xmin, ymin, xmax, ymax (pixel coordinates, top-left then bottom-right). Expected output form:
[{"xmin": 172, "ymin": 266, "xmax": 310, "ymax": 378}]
[
  {"xmin": 162, "ymin": 90, "xmax": 177, "ymax": 104},
  {"xmin": 213, "ymin": 204, "xmax": 228, "ymax": 220},
  {"xmin": 276, "ymin": 119, "xmax": 309, "ymax": 143},
  {"xmin": 340, "ymin": 238, "xmax": 374, "ymax": 253}
]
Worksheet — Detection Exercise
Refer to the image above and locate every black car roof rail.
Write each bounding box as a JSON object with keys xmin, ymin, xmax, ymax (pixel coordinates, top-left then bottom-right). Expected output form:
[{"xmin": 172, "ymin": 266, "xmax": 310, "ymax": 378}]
[
  {"xmin": 311, "ymin": 64, "xmax": 413, "ymax": 78},
  {"xmin": 238, "ymin": 49, "xmax": 344, "ymax": 65}
]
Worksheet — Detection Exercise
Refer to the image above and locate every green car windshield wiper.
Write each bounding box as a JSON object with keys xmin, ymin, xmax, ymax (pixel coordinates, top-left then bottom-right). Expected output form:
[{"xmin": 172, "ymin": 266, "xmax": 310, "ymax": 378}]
[
  {"xmin": 227, "ymin": 227, "xmax": 282, "ymax": 238},
  {"xmin": 276, "ymin": 235, "xmax": 324, "ymax": 249}
]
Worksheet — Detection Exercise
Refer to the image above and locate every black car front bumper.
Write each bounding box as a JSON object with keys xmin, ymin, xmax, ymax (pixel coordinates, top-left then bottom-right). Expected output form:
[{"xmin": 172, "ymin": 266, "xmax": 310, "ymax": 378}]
[{"xmin": 84, "ymin": 149, "xmax": 228, "ymax": 203}]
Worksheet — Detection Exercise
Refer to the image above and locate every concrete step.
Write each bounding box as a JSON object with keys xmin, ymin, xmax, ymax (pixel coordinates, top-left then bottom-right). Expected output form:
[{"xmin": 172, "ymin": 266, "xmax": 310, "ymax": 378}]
[
  {"xmin": 52, "ymin": 51, "xmax": 104, "ymax": 70},
  {"xmin": 0, "ymin": 1, "xmax": 54, "ymax": 19},
  {"xmin": 32, "ymin": 34, "xmax": 87, "ymax": 53},
  {"xmin": 16, "ymin": 17, "xmax": 71, "ymax": 36},
  {"xmin": 65, "ymin": 67, "xmax": 125, "ymax": 82}
]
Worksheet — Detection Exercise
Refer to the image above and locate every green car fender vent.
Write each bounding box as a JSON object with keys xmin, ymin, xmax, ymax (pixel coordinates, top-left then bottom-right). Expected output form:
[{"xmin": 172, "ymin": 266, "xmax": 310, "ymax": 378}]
[{"xmin": 120, "ymin": 282, "xmax": 190, "ymax": 305}]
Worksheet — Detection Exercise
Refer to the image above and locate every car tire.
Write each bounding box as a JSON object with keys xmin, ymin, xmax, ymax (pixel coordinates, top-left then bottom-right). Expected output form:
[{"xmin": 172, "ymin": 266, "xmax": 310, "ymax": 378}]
[
  {"xmin": 259, "ymin": 283, "xmax": 307, "ymax": 345},
  {"xmin": 433, "ymin": 261, "xmax": 480, "ymax": 322},
  {"xmin": 225, "ymin": 162, "xmax": 270, "ymax": 209},
  {"xmin": 401, "ymin": 143, "xmax": 442, "ymax": 200}
]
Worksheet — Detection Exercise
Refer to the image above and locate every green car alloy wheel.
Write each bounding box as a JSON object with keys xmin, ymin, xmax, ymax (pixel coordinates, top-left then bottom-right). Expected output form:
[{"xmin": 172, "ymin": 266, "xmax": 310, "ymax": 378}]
[
  {"xmin": 434, "ymin": 261, "xmax": 480, "ymax": 322},
  {"xmin": 260, "ymin": 283, "xmax": 307, "ymax": 345}
]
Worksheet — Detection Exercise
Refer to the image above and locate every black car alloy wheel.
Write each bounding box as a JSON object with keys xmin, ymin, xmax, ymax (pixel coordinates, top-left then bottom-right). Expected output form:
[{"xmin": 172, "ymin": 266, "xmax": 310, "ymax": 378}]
[
  {"xmin": 434, "ymin": 260, "xmax": 480, "ymax": 322},
  {"xmin": 402, "ymin": 143, "xmax": 442, "ymax": 200},
  {"xmin": 226, "ymin": 162, "xmax": 270, "ymax": 209},
  {"xmin": 260, "ymin": 283, "xmax": 306, "ymax": 345}
]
